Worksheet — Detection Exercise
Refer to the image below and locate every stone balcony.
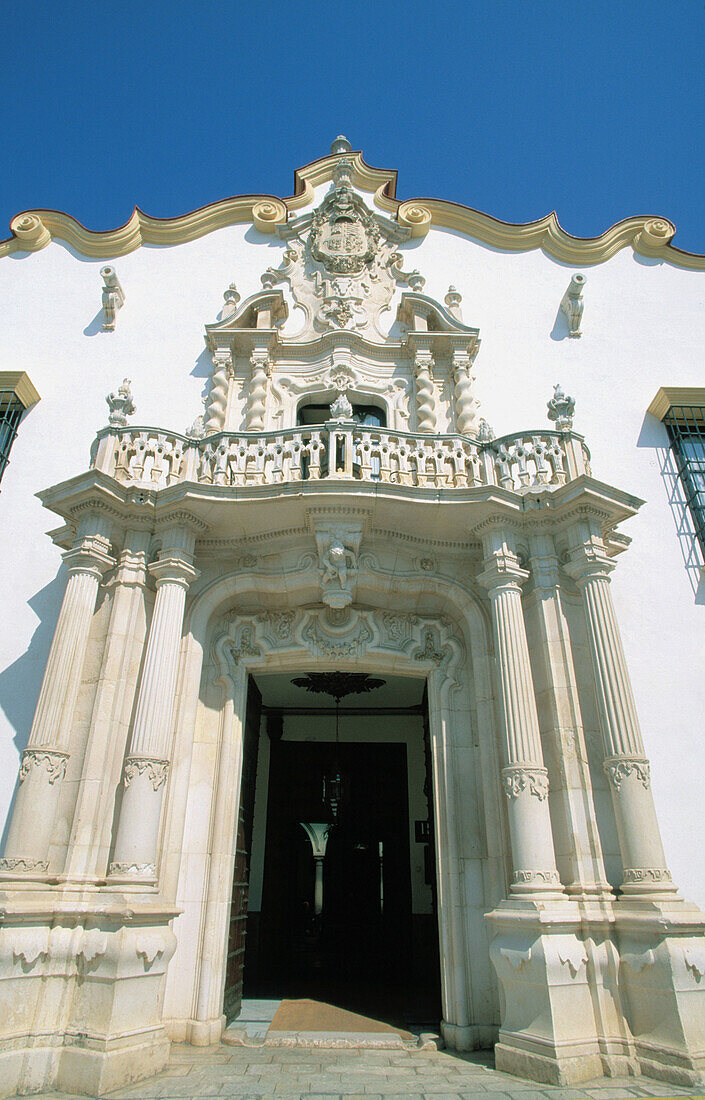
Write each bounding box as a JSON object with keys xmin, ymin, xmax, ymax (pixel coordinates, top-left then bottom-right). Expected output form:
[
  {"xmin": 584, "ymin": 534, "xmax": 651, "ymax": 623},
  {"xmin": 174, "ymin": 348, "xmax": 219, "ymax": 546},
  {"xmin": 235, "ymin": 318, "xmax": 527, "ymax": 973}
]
[
  {"xmin": 35, "ymin": 419, "xmax": 637, "ymax": 550},
  {"xmin": 90, "ymin": 422, "xmax": 591, "ymax": 494}
]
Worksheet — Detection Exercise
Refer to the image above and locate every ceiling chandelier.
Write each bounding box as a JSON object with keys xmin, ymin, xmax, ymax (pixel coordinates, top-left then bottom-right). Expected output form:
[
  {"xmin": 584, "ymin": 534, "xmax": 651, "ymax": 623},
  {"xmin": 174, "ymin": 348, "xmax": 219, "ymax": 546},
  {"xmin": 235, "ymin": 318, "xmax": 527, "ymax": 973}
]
[{"xmin": 290, "ymin": 672, "xmax": 386, "ymax": 820}]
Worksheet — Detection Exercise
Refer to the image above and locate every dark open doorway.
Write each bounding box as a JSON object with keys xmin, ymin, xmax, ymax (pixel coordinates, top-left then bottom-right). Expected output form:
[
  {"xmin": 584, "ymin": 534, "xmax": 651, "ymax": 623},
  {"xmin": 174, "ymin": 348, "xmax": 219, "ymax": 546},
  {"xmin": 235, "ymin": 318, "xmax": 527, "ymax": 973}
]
[{"xmin": 225, "ymin": 671, "xmax": 442, "ymax": 1030}]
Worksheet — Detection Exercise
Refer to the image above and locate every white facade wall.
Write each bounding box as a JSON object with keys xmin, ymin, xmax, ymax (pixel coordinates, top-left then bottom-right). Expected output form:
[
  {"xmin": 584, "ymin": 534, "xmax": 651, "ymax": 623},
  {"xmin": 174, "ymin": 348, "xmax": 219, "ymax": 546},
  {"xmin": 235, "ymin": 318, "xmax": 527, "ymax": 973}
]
[{"xmin": 0, "ymin": 196, "xmax": 704, "ymax": 910}]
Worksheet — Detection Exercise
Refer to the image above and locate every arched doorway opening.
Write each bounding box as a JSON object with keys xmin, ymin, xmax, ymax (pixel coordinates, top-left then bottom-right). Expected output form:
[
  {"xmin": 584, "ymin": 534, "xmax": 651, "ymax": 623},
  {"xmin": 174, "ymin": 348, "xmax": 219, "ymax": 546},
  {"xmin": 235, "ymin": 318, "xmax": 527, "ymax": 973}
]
[{"xmin": 225, "ymin": 670, "xmax": 442, "ymax": 1030}]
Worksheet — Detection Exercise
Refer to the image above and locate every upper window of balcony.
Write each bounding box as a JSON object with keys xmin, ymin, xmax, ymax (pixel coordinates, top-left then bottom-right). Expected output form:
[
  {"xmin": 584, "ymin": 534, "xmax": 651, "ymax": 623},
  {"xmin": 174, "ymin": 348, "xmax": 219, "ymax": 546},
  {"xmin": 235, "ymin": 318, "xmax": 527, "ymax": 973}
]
[
  {"xmin": 0, "ymin": 372, "xmax": 40, "ymax": 488},
  {"xmin": 648, "ymin": 387, "xmax": 705, "ymax": 561},
  {"xmin": 297, "ymin": 402, "xmax": 386, "ymax": 428}
]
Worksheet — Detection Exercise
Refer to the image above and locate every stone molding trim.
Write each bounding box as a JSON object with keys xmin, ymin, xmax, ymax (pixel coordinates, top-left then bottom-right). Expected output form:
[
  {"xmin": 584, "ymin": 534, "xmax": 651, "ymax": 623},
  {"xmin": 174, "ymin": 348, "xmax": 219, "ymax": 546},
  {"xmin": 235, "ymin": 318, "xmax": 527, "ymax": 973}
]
[
  {"xmin": 622, "ymin": 867, "xmax": 673, "ymax": 884},
  {"xmin": 107, "ymin": 860, "xmax": 157, "ymax": 877},
  {"xmin": 511, "ymin": 869, "xmax": 561, "ymax": 885},
  {"xmin": 0, "ymin": 856, "xmax": 49, "ymax": 873},
  {"xmin": 212, "ymin": 605, "xmax": 463, "ymax": 689},
  {"xmin": 603, "ymin": 755, "xmax": 651, "ymax": 790},
  {"xmin": 501, "ymin": 765, "xmax": 550, "ymax": 800},
  {"xmin": 123, "ymin": 756, "xmax": 170, "ymax": 791},
  {"xmin": 18, "ymin": 748, "xmax": 69, "ymax": 785},
  {"xmin": 2, "ymin": 148, "xmax": 702, "ymax": 269}
]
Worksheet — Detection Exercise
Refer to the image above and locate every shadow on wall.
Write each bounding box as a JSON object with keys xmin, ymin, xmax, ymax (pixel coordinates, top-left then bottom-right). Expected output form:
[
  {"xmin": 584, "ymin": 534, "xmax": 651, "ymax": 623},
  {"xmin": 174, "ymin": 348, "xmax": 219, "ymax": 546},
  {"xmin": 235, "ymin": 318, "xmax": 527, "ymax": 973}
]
[
  {"xmin": 637, "ymin": 413, "xmax": 705, "ymax": 604},
  {"xmin": 0, "ymin": 567, "xmax": 67, "ymax": 852}
]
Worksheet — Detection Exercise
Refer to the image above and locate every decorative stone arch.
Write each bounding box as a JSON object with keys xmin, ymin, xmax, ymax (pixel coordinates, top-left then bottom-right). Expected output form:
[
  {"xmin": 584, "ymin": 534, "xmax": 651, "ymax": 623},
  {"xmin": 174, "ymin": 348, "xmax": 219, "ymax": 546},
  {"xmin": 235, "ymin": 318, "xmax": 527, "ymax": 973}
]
[{"xmin": 160, "ymin": 565, "xmax": 506, "ymax": 1052}]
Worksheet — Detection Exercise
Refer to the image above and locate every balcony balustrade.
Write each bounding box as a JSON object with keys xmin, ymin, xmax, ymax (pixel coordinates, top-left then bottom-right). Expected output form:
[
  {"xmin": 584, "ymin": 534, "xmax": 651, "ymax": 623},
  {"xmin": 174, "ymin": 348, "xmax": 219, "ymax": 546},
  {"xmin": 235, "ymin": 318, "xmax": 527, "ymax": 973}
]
[{"xmin": 90, "ymin": 423, "xmax": 591, "ymax": 495}]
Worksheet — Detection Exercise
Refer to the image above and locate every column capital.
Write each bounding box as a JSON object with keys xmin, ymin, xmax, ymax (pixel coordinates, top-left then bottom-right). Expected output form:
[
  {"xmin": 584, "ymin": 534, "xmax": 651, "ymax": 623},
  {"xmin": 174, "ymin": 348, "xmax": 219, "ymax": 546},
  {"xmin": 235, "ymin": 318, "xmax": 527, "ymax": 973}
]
[
  {"xmin": 148, "ymin": 553, "xmax": 199, "ymax": 590},
  {"xmin": 62, "ymin": 534, "xmax": 115, "ymax": 579},
  {"xmin": 563, "ymin": 544, "xmax": 615, "ymax": 586},
  {"xmin": 477, "ymin": 550, "xmax": 529, "ymax": 594}
]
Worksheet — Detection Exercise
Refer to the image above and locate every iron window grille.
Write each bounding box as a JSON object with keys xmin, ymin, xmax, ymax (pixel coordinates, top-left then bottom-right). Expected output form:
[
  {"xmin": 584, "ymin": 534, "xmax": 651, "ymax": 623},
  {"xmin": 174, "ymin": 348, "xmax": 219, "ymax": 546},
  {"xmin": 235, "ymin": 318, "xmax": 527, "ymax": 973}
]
[
  {"xmin": 0, "ymin": 391, "xmax": 25, "ymax": 485},
  {"xmin": 663, "ymin": 403, "xmax": 705, "ymax": 557}
]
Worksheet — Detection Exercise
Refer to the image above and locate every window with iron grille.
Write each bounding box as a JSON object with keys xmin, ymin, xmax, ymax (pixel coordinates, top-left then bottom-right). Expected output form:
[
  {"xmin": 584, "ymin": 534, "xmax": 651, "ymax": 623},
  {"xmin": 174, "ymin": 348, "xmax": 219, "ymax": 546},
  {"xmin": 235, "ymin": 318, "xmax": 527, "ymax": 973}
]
[
  {"xmin": 662, "ymin": 404, "xmax": 705, "ymax": 555},
  {"xmin": 0, "ymin": 391, "xmax": 25, "ymax": 484},
  {"xmin": 0, "ymin": 373, "xmax": 41, "ymax": 489}
]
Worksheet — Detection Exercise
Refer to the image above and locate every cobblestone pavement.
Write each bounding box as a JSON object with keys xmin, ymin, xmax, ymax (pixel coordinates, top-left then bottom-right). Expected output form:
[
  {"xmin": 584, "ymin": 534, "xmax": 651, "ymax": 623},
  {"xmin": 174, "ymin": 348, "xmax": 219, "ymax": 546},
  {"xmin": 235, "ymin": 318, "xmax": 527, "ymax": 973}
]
[{"xmin": 22, "ymin": 1044, "xmax": 705, "ymax": 1100}]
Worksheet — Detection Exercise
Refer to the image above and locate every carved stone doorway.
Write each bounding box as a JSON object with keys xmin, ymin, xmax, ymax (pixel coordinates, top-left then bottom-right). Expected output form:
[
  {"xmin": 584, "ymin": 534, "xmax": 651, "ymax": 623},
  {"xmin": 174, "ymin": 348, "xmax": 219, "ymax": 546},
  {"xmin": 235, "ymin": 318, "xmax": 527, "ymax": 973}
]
[{"xmin": 233, "ymin": 670, "xmax": 442, "ymax": 1029}]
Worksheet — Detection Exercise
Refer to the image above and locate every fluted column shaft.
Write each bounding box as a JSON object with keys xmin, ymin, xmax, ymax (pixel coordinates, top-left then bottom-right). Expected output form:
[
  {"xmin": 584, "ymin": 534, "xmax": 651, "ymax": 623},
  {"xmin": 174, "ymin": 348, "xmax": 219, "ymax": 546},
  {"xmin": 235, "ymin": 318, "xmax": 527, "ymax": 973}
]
[
  {"xmin": 478, "ymin": 536, "xmax": 563, "ymax": 898},
  {"xmin": 565, "ymin": 546, "xmax": 676, "ymax": 898},
  {"xmin": 414, "ymin": 353, "xmax": 436, "ymax": 433},
  {"xmin": 1, "ymin": 520, "xmax": 114, "ymax": 875},
  {"xmin": 62, "ymin": 529, "xmax": 151, "ymax": 882},
  {"xmin": 109, "ymin": 528, "xmax": 198, "ymax": 882},
  {"xmin": 527, "ymin": 535, "xmax": 611, "ymax": 898}
]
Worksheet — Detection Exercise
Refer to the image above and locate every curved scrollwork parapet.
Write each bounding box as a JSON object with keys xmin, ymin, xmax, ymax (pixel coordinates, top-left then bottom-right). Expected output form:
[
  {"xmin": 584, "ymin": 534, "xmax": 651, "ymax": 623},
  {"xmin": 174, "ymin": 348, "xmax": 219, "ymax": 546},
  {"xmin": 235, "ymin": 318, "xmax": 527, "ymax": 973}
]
[
  {"xmin": 252, "ymin": 199, "xmax": 287, "ymax": 234},
  {"xmin": 397, "ymin": 201, "xmax": 432, "ymax": 238},
  {"xmin": 9, "ymin": 213, "xmax": 52, "ymax": 252},
  {"xmin": 633, "ymin": 217, "xmax": 676, "ymax": 259}
]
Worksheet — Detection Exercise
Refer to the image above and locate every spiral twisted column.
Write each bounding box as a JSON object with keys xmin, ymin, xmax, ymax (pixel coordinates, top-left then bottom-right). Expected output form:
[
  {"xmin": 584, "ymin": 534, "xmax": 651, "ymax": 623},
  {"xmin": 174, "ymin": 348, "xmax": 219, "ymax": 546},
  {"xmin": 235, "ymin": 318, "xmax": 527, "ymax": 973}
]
[
  {"xmin": 0, "ymin": 517, "xmax": 115, "ymax": 876},
  {"xmin": 451, "ymin": 349, "xmax": 480, "ymax": 436},
  {"xmin": 478, "ymin": 532, "xmax": 564, "ymax": 898},
  {"xmin": 414, "ymin": 353, "xmax": 436, "ymax": 433},
  {"xmin": 204, "ymin": 350, "xmax": 232, "ymax": 435},
  {"xmin": 564, "ymin": 545, "xmax": 677, "ymax": 899},
  {"xmin": 109, "ymin": 526, "xmax": 199, "ymax": 882},
  {"xmin": 245, "ymin": 352, "xmax": 271, "ymax": 431}
]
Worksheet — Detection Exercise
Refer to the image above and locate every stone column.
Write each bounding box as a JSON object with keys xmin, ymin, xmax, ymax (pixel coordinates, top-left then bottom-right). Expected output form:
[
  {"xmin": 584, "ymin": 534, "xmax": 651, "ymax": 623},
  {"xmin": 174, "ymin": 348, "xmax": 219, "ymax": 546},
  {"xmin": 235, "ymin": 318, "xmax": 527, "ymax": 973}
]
[
  {"xmin": 61, "ymin": 529, "xmax": 152, "ymax": 883},
  {"xmin": 564, "ymin": 538, "xmax": 677, "ymax": 899},
  {"xmin": 451, "ymin": 347, "xmax": 479, "ymax": 436},
  {"xmin": 478, "ymin": 530, "xmax": 563, "ymax": 898},
  {"xmin": 527, "ymin": 532, "xmax": 612, "ymax": 898},
  {"xmin": 0, "ymin": 516, "xmax": 114, "ymax": 876},
  {"xmin": 414, "ymin": 352, "xmax": 436, "ymax": 433},
  {"xmin": 109, "ymin": 526, "xmax": 198, "ymax": 882},
  {"xmin": 245, "ymin": 352, "xmax": 270, "ymax": 430}
]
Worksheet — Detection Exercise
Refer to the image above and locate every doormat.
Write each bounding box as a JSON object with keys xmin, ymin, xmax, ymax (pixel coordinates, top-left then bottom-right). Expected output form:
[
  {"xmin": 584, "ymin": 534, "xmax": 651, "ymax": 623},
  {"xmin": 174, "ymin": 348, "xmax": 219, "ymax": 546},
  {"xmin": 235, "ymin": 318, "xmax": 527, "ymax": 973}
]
[{"xmin": 268, "ymin": 999, "xmax": 413, "ymax": 1037}]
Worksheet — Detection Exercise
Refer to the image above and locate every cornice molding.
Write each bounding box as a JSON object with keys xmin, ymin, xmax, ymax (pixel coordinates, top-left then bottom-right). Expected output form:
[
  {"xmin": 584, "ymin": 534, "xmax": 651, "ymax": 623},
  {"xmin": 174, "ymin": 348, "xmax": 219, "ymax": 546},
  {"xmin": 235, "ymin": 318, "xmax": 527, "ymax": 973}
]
[
  {"xmin": 2, "ymin": 150, "xmax": 703, "ymax": 268},
  {"xmin": 647, "ymin": 387, "xmax": 705, "ymax": 421},
  {"xmin": 0, "ymin": 371, "xmax": 40, "ymax": 409}
]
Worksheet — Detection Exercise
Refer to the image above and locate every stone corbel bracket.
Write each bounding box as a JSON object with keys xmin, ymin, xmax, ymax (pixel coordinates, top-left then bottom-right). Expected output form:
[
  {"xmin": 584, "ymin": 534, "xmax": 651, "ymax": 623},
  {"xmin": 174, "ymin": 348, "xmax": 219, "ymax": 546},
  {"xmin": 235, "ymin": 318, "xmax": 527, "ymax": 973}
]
[
  {"xmin": 560, "ymin": 274, "xmax": 585, "ymax": 338},
  {"xmin": 101, "ymin": 266, "xmax": 125, "ymax": 331}
]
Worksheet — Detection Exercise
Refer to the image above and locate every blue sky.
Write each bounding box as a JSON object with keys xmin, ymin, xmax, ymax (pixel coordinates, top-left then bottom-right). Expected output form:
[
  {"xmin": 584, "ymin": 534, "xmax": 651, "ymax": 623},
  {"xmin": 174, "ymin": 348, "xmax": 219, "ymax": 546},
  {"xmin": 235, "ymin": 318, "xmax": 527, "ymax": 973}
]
[{"xmin": 2, "ymin": 1, "xmax": 705, "ymax": 251}]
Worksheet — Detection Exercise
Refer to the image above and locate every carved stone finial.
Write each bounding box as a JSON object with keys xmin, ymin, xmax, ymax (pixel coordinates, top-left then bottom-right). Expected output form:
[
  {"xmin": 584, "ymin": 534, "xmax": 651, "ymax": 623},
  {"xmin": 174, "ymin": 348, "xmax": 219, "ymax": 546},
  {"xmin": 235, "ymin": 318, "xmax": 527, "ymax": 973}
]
[
  {"xmin": 560, "ymin": 274, "xmax": 585, "ymax": 338},
  {"xmin": 221, "ymin": 283, "xmax": 240, "ymax": 318},
  {"xmin": 331, "ymin": 135, "xmax": 352, "ymax": 155},
  {"xmin": 186, "ymin": 400, "xmax": 206, "ymax": 439},
  {"xmin": 407, "ymin": 271, "xmax": 426, "ymax": 292},
  {"xmin": 330, "ymin": 392, "xmax": 354, "ymax": 420},
  {"xmin": 106, "ymin": 379, "xmax": 135, "ymax": 427},
  {"xmin": 547, "ymin": 384, "xmax": 575, "ymax": 431},
  {"xmin": 332, "ymin": 156, "xmax": 355, "ymax": 189},
  {"xmin": 478, "ymin": 418, "xmax": 495, "ymax": 442},
  {"xmin": 445, "ymin": 286, "xmax": 463, "ymax": 320},
  {"xmin": 101, "ymin": 266, "xmax": 125, "ymax": 331}
]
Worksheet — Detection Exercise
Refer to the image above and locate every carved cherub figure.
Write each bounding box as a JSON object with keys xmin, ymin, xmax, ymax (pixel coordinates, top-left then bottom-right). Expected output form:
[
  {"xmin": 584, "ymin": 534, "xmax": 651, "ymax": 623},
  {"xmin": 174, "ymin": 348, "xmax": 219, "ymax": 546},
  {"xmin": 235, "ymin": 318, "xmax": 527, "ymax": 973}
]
[{"xmin": 322, "ymin": 535, "xmax": 356, "ymax": 589}]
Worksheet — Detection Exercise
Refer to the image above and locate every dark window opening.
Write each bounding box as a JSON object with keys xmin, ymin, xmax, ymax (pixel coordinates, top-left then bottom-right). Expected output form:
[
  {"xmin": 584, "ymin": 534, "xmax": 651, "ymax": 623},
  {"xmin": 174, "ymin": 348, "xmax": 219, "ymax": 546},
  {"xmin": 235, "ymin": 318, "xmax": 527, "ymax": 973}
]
[{"xmin": 297, "ymin": 402, "xmax": 386, "ymax": 428}]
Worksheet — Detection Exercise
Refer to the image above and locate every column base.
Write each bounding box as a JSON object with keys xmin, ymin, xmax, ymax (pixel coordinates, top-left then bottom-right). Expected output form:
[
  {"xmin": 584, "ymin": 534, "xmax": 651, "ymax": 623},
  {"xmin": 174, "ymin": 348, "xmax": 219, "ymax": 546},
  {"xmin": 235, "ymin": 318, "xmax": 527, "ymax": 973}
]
[
  {"xmin": 441, "ymin": 1021, "xmax": 497, "ymax": 1051},
  {"xmin": 487, "ymin": 899, "xmax": 637, "ymax": 1086},
  {"xmin": 56, "ymin": 1030, "xmax": 171, "ymax": 1097},
  {"xmin": 616, "ymin": 900, "xmax": 705, "ymax": 1088}
]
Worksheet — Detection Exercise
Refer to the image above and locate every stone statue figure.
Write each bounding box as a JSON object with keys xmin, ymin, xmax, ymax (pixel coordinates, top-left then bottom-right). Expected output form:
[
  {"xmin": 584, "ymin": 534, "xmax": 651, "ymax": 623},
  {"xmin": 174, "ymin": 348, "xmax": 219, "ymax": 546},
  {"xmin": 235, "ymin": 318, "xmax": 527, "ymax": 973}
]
[{"xmin": 322, "ymin": 536, "xmax": 356, "ymax": 589}]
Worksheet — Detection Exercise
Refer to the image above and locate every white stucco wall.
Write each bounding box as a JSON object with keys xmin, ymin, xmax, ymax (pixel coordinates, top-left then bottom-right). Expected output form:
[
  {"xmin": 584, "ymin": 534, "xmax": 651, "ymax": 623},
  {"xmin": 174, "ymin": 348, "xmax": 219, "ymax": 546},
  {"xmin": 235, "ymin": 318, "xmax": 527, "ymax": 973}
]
[{"xmin": 1, "ymin": 190, "xmax": 703, "ymax": 907}]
